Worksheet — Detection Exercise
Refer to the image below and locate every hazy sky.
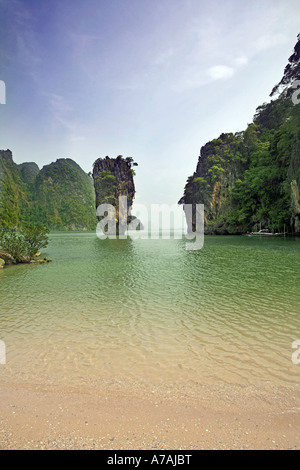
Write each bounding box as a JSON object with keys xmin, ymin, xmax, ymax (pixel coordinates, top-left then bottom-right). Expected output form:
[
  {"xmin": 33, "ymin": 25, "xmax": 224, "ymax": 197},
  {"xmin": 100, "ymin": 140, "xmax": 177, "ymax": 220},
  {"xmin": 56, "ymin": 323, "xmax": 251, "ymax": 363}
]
[{"xmin": 1, "ymin": 0, "xmax": 299, "ymax": 207}]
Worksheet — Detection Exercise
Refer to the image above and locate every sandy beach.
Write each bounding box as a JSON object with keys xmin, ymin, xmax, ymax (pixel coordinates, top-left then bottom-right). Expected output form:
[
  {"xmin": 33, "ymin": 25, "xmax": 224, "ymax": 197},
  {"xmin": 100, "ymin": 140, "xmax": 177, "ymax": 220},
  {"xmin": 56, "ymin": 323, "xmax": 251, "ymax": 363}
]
[{"xmin": 0, "ymin": 377, "xmax": 299, "ymax": 450}]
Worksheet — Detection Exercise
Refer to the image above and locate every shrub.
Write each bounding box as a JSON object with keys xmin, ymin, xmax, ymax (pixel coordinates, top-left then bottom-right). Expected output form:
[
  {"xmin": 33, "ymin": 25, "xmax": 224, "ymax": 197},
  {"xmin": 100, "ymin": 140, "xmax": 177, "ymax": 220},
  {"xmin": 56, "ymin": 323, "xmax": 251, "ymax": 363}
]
[{"xmin": 0, "ymin": 225, "xmax": 49, "ymax": 262}]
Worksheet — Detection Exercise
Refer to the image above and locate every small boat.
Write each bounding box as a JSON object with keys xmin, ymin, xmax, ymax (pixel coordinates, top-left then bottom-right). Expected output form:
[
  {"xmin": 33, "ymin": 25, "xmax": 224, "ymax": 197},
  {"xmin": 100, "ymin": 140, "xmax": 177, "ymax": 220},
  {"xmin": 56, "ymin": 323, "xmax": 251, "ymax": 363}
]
[{"xmin": 248, "ymin": 229, "xmax": 281, "ymax": 237}]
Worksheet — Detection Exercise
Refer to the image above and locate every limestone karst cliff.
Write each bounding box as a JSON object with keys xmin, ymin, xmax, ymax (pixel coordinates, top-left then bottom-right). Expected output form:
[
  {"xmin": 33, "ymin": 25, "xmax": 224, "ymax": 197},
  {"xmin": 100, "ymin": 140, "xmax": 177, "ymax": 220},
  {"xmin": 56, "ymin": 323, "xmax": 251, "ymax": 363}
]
[
  {"xmin": 92, "ymin": 156, "xmax": 137, "ymax": 235},
  {"xmin": 179, "ymin": 35, "xmax": 300, "ymax": 235},
  {"xmin": 0, "ymin": 151, "xmax": 138, "ymax": 233},
  {"xmin": 0, "ymin": 151, "xmax": 97, "ymax": 230},
  {"xmin": 0, "ymin": 149, "xmax": 30, "ymax": 228},
  {"xmin": 179, "ymin": 133, "xmax": 247, "ymax": 234}
]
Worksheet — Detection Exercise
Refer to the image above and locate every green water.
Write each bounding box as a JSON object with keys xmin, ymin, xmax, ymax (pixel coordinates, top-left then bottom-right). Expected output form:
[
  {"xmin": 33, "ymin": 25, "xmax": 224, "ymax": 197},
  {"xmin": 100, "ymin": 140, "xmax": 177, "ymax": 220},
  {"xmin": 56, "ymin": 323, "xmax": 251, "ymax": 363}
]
[{"xmin": 0, "ymin": 233, "xmax": 300, "ymax": 389}]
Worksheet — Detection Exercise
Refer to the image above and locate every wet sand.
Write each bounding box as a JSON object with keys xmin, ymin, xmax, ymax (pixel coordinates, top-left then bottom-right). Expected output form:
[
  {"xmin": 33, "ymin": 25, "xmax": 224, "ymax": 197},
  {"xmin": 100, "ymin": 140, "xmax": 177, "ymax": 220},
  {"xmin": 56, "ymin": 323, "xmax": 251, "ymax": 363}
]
[{"xmin": 0, "ymin": 378, "xmax": 300, "ymax": 450}]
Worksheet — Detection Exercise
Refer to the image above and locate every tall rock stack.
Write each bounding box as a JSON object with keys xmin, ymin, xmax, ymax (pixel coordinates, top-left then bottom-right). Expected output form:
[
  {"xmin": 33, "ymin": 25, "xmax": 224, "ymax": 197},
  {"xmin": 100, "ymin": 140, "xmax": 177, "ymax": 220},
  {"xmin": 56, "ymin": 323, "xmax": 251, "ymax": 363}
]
[{"xmin": 92, "ymin": 156, "xmax": 136, "ymax": 236}]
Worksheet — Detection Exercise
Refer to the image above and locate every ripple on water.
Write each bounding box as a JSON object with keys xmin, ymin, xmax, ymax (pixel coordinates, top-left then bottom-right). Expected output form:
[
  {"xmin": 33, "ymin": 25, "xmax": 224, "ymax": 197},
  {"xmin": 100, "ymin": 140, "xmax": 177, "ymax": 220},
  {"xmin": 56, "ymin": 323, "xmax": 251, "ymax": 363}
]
[{"xmin": 0, "ymin": 234, "xmax": 299, "ymax": 388}]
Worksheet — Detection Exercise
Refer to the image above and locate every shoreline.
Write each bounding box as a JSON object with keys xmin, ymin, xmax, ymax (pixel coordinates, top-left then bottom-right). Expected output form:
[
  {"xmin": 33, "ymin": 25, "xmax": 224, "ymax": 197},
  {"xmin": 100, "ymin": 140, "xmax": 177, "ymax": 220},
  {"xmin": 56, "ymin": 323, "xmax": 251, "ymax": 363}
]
[{"xmin": 1, "ymin": 377, "xmax": 299, "ymax": 450}]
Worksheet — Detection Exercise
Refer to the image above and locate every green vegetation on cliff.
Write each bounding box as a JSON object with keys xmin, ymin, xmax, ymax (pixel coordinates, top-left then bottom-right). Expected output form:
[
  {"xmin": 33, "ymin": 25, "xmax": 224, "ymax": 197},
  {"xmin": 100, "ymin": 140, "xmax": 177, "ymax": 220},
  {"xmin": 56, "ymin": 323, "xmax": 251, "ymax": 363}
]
[
  {"xmin": 0, "ymin": 152, "xmax": 97, "ymax": 231},
  {"xmin": 34, "ymin": 158, "xmax": 97, "ymax": 231},
  {"xmin": 0, "ymin": 150, "xmax": 32, "ymax": 228},
  {"xmin": 180, "ymin": 34, "xmax": 300, "ymax": 235}
]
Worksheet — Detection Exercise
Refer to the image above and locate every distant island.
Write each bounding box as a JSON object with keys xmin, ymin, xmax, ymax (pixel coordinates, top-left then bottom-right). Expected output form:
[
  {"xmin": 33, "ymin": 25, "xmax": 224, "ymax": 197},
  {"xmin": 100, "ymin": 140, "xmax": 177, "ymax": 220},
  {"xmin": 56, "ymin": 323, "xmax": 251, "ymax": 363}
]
[{"xmin": 0, "ymin": 151, "xmax": 97, "ymax": 231}]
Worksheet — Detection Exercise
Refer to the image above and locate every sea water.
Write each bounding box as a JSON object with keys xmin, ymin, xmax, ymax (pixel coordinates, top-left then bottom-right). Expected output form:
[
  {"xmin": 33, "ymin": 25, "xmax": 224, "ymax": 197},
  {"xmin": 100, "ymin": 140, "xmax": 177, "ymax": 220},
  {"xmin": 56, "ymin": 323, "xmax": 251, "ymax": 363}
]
[{"xmin": 0, "ymin": 233, "xmax": 299, "ymax": 389}]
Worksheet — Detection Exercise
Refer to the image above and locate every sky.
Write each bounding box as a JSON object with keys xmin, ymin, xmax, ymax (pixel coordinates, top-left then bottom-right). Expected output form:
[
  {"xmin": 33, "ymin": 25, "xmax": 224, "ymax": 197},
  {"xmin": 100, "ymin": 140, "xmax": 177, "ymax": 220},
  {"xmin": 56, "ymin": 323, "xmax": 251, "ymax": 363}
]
[{"xmin": 0, "ymin": 0, "xmax": 300, "ymax": 209}]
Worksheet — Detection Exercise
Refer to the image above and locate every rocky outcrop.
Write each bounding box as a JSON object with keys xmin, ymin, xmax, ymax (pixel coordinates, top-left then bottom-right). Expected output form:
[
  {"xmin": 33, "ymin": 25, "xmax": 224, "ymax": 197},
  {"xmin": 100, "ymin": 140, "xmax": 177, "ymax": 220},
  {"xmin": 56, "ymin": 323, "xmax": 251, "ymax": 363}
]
[
  {"xmin": 179, "ymin": 105, "xmax": 300, "ymax": 236},
  {"xmin": 93, "ymin": 156, "xmax": 137, "ymax": 235},
  {"xmin": 18, "ymin": 162, "xmax": 40, "ymax": 184},
  {"xmin": 0, "ymin": 149, "xmax": 13, "ymax": 163},
  {"xmin": 179, "ymin": 133, "xmax": 246, "ymax": 234},
  {"xmin": 0, "ymin": 250, "xmax": 15, "ymax": 264},
  {"xmin": 0, "ymin": 248, "xmax": 51, "ymax": 267},
  {"xmin": 180, "ymin": 35, "xmax": 300, "ymax": 236},
  {"xmin": 30, "ymin": 258, "xmax": 52, "ymax": 264}
]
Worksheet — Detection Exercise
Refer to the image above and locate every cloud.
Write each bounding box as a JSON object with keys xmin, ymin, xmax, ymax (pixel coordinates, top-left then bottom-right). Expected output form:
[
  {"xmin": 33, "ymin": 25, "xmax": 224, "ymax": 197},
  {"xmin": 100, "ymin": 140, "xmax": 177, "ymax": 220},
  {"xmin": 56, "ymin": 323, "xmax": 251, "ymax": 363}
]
[
  {"xmin": 108, "ymin": 73, "xmax": 145, "ymax": 91},
  {"xmin": 206, "ymin": 56, "xmax": 248, "ymax": 83},
  {"xmin": 254, "ymin": 33, "xmax": 288, "ymax": 53},
  {"xmin": 171, "ymin": 57, "xmax": 248, "ymax": 92},
  {"xmin": 46, "ymin": 93, "xmax": 72, "ymax": 117},
  {"xmin": 207, "ymin": 65, "xmax": 235, "ymax": 81},
  {"xmin": 153, "ymin": 47, "xmax": 175, "ymax": 66},
  {"xmin": 68, "ymin": 134, "xmax": 85, "ymax": 143},
  {"xmin": 40, "ymin": 91, "xmax": 75, "ymax": 132},
  {"xmin": 234, "ymin": 56, "xmax": 249, "ymax": 67}
]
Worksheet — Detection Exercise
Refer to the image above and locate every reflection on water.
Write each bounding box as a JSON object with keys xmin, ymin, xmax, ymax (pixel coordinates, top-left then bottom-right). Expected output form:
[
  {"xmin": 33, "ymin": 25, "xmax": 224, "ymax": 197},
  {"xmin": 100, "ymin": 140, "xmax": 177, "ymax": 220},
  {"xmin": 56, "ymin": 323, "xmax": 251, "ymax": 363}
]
[{"xmin": 0, "ymin": 233, "xmax": 300, "ymax": 388}]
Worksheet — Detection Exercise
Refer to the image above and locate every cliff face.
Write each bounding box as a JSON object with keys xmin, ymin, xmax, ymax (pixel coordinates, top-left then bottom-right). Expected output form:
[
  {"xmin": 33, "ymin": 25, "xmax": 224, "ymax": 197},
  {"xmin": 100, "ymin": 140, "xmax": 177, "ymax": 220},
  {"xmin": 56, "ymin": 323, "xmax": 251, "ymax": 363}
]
[
  {"xmin": 180, "ymin": 34, "xmax": 300, "ymax": 235},
  {"xmin": 180, "ymin": 100, "xmax": 300, "ymax": 235},
  {"xmin": 0, "ymin": 149, "xmax": 31, "ymax": 228},
  {"xmin": 289, "ymin": 137, "xmax": 300, "ymax": 233},
  {"xmin": 92, "ymin": 156, "xmax": 136, "ymax": 235},
  {"xmin": 19, "ymin": 162, "xmax": 40, "ymax": 184},
  {"xmin": 179, "ymin": 133, "xmax": 247, "ymax": 234},
  {"xmin": 0, "ymin": 151, "xmax": 97, "ymax": 231}
]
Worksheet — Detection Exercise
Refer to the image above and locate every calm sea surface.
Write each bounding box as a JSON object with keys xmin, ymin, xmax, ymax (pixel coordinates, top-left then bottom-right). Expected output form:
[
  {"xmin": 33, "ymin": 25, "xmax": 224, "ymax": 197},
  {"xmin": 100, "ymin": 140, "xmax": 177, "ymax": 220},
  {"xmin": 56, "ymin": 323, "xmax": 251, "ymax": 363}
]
[{"xmin": 0, "ymin": 232, "xmax": 300, "ymax": 389}]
